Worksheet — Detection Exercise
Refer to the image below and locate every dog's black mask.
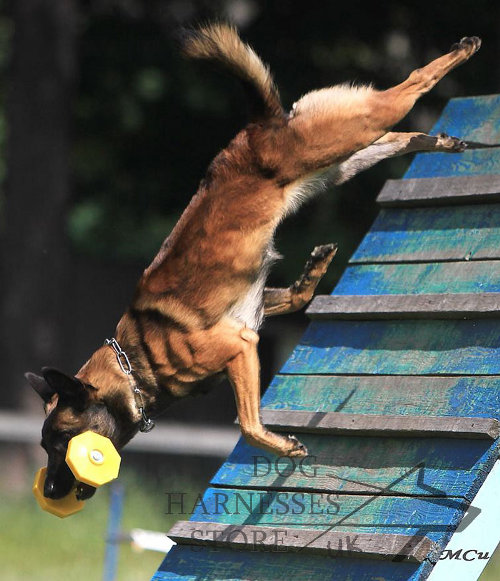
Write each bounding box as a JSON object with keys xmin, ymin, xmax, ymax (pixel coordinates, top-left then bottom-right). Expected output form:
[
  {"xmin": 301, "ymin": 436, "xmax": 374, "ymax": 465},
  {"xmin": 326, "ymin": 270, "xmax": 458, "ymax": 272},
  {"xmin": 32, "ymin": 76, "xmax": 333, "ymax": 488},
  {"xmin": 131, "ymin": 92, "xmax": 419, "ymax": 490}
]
[
  {"xmin": 40, "ymin": 406, "xmax": 97, "ymax": 501},
  {"xmin": 27, "ymin": 368, "xmax": 117, "ymax": 501}
]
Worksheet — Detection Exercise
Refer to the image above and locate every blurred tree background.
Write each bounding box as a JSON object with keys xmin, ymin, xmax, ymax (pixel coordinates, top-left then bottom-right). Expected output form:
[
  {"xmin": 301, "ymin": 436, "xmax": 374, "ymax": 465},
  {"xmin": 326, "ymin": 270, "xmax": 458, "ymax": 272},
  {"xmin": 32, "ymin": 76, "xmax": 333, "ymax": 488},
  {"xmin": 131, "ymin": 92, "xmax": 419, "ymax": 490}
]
[{"xmin": 0, "ymin": 0, "xmax": 498, "ymax": 427}]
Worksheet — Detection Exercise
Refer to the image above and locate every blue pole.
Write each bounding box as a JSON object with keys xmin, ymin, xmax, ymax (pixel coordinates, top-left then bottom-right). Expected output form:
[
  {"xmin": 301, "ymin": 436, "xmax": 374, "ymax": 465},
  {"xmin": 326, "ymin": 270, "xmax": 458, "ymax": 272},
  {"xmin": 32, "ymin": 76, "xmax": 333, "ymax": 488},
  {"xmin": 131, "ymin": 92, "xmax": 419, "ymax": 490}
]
[{"xmin": 103, "ymin": 482, "xmax": 125, "ymax": 581}]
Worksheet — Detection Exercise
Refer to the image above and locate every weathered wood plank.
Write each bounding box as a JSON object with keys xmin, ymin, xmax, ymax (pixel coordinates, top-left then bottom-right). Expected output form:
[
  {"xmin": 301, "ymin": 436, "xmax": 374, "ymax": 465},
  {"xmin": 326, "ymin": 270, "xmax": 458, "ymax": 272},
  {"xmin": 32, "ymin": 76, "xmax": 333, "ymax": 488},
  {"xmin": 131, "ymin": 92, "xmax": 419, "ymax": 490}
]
[
  {"xmin": 335, "ymin": 262, "xmax": 500, "ymax": 296},
  {"xmin": 261, "ymin": 376, "xmax": 500, "ymax": 420},
  {"xmin": 188, "ymin": 488, "xmax": 466, "ymax": 544},
  {"xmin": 153, "ymin": 545, "xmax": 427, "ymax": 581},
  {"xmin": 282, "ymin": 320, "xmax": 500, "ymax": 376},
  {"xmin": 211, "ymin": 435, "xmax": 499, "ymax": 499},
  {"xmin": 421, "ymin": 95, "xmax": 500, "ymax": 146},
  {"xmin": 404, "ymin": 95, "xmax": 500, "ymax": 180},
  {"xmin": 260, "ymin": 410, "xmax": 499, "ymax": 439},
  {"xmin": 404, "ymin": 149, "xmax": 500, "ymax": 180},
  {"xmin": 350, "ymin": 205, "xmax": 500, "ymax": 264},
  {"xmin": 168, "ymin": 520, "xmax": 436, "ymax": 563},
  {"xmin": 377, "ymin": 175, "xmax": 500, "ymax": 207},
  {"xmin": 306, "ymin": 293, "xmax": 500, "ymax": 319}
]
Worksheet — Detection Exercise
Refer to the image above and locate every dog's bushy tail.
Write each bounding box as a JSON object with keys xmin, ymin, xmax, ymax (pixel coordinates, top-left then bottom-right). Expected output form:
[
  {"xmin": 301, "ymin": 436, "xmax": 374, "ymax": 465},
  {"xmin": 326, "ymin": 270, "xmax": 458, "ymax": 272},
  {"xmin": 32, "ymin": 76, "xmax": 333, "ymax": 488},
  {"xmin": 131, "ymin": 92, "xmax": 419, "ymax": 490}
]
[{"xmin": 180, "ymin": 23, "xmax": 284, "ymax": 121}]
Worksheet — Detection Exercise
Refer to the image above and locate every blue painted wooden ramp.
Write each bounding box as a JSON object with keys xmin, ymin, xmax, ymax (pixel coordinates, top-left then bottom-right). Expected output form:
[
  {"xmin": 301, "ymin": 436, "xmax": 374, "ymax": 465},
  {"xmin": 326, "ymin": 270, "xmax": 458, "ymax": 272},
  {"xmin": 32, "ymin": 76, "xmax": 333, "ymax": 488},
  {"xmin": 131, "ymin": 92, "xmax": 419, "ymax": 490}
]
[{"xmin": 152, "ymin": 94, "xmax": 500, "ymax": 580}]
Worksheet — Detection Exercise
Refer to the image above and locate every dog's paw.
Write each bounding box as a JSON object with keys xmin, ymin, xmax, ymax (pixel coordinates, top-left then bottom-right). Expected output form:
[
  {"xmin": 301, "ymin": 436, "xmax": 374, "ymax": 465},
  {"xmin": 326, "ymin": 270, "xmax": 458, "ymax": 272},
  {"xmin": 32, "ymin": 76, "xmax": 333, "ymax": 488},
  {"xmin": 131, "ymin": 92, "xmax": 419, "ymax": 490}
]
[
  {"xmin": 285, "ymin": 434, "xmax": 309, "ymax": 457},
  {"xmin": 311, "ymin": 243, "xmax": 338, "ymax": 261},
  {"xmin": 450, "ymin": 36, "xmax": 481, "ymax": 57},
  {"xmin": 437, "ymin": 132, "xmax": 467, "ymax": 152},
  {"xmin": 301, "ymin": 243, "xmax": 338, "ymax": 279}
]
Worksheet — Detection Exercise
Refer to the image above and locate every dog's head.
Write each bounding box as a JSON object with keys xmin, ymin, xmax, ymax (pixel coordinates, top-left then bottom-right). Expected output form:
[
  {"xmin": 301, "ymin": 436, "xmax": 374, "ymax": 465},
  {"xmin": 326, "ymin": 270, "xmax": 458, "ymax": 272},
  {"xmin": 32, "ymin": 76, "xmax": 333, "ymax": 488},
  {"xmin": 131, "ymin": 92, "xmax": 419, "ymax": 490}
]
[{"xmin": 27, "ymin": 368, "xmax": 120, "ymax": 501}]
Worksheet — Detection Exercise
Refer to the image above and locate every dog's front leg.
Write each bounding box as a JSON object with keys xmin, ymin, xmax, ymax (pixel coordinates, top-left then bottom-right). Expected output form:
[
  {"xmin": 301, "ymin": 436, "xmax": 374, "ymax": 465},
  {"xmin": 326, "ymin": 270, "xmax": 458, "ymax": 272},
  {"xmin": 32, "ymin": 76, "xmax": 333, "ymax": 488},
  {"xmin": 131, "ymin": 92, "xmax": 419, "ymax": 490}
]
[
  {"xmin": 226, "ymin": 327, "xmax": 307, "ymax": 457},
  {"xmin": 264, "ymin": 243, "xmax": 337, "ymax": 316}
]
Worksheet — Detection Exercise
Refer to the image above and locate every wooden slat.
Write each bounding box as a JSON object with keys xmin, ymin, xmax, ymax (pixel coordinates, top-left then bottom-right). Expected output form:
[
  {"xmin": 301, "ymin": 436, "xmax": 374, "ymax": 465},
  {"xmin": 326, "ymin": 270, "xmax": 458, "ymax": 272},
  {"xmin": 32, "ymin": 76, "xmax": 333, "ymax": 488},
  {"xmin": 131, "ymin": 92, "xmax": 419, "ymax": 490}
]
[
  {"xmin": 377, "ymin": 175, "xmax": 500, "ymax": 207},
  {"xmin": 417, "ymin": 95, "xmax": 500, "ymax": 147},
  {"xmin": 189, "ymin": 488, "xmax": 466, "ymax": 543},
  {"xmin": 282, "ymin": 320, "xmax": 500, "ymax": 376},
  {"xmin": 261, "ymin": 376, "xmax": 500, "ymax": 420},
  {"xmin": 404, "ymin": 148, "xmax": 500, "ymax": 180},
  {"xmin": 306, "ymin": 293, "xmax": 500, "ymax": 319},
  {"xmin": 153, "ymin": 545, "xmax": 427, "ymax": 581},
  {"xmin": 350, "ymin": 205, "xmax": 500, "ymax": 264},
  {"xmin": 335, "ymin": 262, "xmax": 500, "ymax": 296},
  {"xmin": 168, "ymin": 521, "xmax": 436, "ymax": 563},
  {"xmin": 260, "ymin": 410, "xmax": 499, "ymax": 439},
  {"xmin": 403, "ymin": 96, "xmax": 500, "ymax": 181},
  {"xmin": 212, "ymin": 436, "xmax": 499, "ymax": 498}
]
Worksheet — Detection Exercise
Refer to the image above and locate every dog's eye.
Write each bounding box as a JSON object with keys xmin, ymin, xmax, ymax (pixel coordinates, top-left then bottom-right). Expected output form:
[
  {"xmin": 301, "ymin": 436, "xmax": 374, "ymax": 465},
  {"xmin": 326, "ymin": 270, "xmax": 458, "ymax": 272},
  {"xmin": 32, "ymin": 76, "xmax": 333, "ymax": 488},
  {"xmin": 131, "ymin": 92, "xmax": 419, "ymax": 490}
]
[{"xmin": 60, "ymin": 430, "xmax": 75, "ymax": 440}]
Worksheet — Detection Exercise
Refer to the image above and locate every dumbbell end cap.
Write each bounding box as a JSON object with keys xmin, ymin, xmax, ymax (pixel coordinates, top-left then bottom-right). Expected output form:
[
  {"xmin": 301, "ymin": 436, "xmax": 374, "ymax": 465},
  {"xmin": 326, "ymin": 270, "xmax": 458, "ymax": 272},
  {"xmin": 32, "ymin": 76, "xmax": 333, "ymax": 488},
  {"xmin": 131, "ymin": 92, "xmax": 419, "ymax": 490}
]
[{"xmin": 32, "ymin": 467, "xmax": 85, "ymax": 518}]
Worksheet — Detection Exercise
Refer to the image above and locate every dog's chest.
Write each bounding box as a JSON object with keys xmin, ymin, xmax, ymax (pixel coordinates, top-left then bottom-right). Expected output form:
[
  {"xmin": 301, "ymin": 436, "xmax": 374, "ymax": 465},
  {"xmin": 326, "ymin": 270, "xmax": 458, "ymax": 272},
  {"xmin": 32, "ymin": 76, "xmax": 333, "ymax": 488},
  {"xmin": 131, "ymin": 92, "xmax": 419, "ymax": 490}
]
[{"xmin": 227, "ymin": 245, "xmax": 279, "ymax": 330}]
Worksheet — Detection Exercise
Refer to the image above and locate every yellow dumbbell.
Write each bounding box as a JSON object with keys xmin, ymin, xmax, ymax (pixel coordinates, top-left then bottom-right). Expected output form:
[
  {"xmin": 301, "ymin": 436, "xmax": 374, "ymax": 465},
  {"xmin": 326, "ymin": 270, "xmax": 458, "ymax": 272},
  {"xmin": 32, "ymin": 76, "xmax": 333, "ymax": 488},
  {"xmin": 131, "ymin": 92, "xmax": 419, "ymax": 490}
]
[
  {"xmin": 33, "ymin": 431, "xmax": 121, "ymax": 518},
  {"xmin": 65, "ymin": 431, "xmax": 121, "ymax": 487},
  {"xmin": 32, "ymin": 467, "xmax": 85, "ymax": 518}
]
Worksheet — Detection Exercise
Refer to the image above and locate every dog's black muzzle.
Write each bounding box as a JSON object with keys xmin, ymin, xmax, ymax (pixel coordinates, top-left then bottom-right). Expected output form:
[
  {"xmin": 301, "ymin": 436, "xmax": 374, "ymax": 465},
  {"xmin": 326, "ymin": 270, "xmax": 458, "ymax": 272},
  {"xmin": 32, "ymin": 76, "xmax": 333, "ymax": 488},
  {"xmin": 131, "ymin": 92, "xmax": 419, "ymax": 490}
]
[
  {"xmin": 44, "ymin": 460, "xmax": 74, "ymax": 499},
  {"xmin": 44, "ymin": 458, "xmax": 96, "ymax": 500}
]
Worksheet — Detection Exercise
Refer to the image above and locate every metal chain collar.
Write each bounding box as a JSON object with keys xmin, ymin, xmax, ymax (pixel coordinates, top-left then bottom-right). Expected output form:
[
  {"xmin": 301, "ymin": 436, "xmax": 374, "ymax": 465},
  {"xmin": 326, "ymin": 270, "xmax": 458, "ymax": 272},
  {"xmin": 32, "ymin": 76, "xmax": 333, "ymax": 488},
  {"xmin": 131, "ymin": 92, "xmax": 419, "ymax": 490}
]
[{"xmin": 105, "ymin": 337, "xmax": 155, "ymax": 433}]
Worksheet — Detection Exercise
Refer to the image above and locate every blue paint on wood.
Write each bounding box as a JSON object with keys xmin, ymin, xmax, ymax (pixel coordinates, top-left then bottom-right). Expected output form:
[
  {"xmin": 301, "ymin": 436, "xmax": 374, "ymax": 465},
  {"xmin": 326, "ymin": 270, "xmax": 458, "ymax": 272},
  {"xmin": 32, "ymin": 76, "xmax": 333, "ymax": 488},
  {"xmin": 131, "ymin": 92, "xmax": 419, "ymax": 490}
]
[
  {"xmin": 152, "ymin": 545, "xmax": 427, "ymax": 581},
  {"xmin": 211, "ymin": 436, "xmax": 498, "ymax": 500},
  {"xmin": 260, "ymin": 376, "xmax": 500, "ymax": 420},
  {"xmin": 350, "ymin": 205, "xmax": 500, "ymax": 264},
  {"xmin": 405, "ymin": 95, "xmax": 500, "ymax": 178},
  {"xmin": 426, "ymin": 95, "xmax": 500, "ymax": 144},
  {"xmin": 188, "ymin": 487, "xmax": 467, "ymax": 542},
  {"xmin": 405, "ymin": 148, "xmax": 500, "ymax": 179},
  {"xmin": 282, "ymin": 320, "xmax": 500, "ymax": 376},
  {"xmin": 334, "ymin": 262, "xmax": 500, "ymax": 296}
]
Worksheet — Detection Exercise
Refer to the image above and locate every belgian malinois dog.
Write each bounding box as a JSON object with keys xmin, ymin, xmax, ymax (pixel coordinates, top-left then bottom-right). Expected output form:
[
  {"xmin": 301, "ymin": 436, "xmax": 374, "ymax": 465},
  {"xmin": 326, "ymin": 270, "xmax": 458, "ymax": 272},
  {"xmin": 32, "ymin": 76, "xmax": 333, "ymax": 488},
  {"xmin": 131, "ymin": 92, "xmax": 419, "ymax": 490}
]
[{"xmin": 27, "ymin": 24, "xmax": 480, "ymax": 501}]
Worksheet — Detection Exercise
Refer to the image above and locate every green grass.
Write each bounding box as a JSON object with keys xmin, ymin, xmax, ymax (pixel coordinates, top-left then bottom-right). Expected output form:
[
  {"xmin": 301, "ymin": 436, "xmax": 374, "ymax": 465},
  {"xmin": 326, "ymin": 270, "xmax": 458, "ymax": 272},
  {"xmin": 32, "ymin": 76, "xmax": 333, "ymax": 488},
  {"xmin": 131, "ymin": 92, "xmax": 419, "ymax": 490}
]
[{"xmin": 0, "ymin": 469, "xmax": 203, "ymax": 581}]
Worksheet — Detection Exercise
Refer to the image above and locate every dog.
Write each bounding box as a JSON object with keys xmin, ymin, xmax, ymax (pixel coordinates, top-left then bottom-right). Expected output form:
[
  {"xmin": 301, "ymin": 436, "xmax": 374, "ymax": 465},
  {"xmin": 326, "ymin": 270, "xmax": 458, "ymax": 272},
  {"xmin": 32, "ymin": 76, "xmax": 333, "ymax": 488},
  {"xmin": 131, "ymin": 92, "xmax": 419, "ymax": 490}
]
[{"xmin": 26, "ymin": 23, "xmax": 480, "ymax": 501}]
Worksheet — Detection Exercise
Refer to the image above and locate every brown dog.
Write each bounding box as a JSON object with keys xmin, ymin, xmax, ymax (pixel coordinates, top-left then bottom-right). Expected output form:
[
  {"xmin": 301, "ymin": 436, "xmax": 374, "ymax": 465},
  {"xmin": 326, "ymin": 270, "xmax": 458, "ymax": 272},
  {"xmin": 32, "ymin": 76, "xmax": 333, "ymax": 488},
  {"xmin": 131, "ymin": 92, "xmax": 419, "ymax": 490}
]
[{"xmin": 27, "ymin": 24, "xmax": 480, "ymax": 501}]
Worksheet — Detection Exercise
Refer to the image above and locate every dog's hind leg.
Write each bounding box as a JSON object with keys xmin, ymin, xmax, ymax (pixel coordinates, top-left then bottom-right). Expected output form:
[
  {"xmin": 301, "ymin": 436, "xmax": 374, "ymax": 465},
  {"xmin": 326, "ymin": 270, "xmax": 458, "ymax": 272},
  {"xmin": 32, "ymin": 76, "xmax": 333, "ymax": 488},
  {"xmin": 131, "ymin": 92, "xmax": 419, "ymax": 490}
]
[
  {"xmin": 373, "ymin": 37, "xmax": 481, "ymax": 129},
  {"xmin": 284, "ymin": 37, "xmax": 480, "ymax": 179},
  {"xmin": 226, "ymin": 327, "xmax": 308, "ymax": 456},
  {"xmin": 334, "ymin": 131, "xmax": 467, "ymax": 185}
]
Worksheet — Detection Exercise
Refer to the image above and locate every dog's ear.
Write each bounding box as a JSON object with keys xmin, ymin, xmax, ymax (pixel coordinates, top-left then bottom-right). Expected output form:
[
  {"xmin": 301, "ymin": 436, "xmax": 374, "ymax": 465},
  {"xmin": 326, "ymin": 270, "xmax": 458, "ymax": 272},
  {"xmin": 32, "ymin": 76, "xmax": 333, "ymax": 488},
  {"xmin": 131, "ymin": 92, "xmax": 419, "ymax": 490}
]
[
  {"xmin": 25, "ymin": 372, "xmax": 55, "ymax": 404},
  {"xmin": 42, "ymin": 367, "xmax": 89, "ymax": 409}
]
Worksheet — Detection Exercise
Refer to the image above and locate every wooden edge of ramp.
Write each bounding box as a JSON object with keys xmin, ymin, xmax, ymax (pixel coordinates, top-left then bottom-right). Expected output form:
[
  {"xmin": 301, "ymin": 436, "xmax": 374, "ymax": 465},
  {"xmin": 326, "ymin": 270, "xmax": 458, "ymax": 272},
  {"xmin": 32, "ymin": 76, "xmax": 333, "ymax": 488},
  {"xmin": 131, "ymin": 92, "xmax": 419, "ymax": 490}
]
[
  {"xmin": 167, "ymin": 520, "xmax": 437, "ymax": 563},
  {"xmin": 376, "ymin": 174, "xmax": 500, "ymax": 207},
  {"xmin": 259, "ymin": 410, "xmax": 500, "ymax": 439},
  {"xmin": 306, "ymin": 293, "xmax": 500, "ymax": 320}
]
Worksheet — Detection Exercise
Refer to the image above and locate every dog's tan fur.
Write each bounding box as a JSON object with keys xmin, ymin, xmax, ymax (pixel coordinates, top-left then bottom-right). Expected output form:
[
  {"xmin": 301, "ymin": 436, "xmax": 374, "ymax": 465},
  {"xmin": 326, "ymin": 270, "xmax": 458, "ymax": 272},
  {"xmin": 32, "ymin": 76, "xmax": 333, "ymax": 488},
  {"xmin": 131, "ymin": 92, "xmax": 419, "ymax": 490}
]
[{"xmin": 31, "ymin": 25, "xmax": 481, "ymax": 479}]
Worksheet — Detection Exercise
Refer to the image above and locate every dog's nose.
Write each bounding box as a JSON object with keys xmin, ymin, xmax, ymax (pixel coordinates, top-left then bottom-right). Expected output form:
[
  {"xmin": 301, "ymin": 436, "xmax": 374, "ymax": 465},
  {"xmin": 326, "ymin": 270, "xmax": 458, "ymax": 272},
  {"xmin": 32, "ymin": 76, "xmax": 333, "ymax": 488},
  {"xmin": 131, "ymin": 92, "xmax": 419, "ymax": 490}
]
[{"xmin": 44, "ymin": 479, "xmax": 57, "ymax": 498}]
